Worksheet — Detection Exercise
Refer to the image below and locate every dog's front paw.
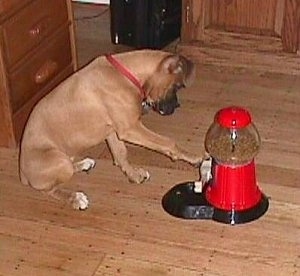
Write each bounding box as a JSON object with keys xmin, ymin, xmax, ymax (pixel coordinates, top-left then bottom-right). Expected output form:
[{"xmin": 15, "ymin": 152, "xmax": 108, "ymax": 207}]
[
  {"xmin": 81, "ymin": 158, "xmax": 96, "ymax": 171},
  {"xmin": 73, "ymin": 157, "xmax": 96, "ymax": 173},
  {"xmin": 126, "ymin": 167, "xmax": 150, "ymax": 184},
  {"xmin": 71, "ymin": 192, "xmax": 89, "ymax": 210}
]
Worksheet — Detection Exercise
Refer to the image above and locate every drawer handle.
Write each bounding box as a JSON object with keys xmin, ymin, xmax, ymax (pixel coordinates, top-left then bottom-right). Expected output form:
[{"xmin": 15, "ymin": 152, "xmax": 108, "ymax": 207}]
[
  {"xmin": 35, "ymin": 60, "xmax": 58, "ymax": 84},
  {"xmin": 29, "ymin": 25, "xmax": 42, "ymax": 37},
  {"xmin": 29, "ymin": 17, "xmax": 50, "ymax": 38}
]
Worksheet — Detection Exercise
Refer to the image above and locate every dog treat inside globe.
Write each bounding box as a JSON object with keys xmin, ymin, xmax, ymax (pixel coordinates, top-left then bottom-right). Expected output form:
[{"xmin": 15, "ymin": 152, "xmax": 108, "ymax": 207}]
[{"xmin": 206, "ymin": 134, "xmax": 259, "ymax": 164}]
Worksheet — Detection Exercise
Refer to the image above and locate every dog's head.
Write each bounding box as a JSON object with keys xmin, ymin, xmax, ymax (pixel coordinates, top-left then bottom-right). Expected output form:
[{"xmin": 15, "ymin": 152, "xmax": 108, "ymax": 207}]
[{"xmin": 143, "ymin": 54, "xmax": 196, "ymax": 116}]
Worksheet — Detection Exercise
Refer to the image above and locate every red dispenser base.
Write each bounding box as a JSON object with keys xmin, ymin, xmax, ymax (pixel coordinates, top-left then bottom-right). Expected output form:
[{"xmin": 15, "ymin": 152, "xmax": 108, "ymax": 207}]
[
  {"xmin": 161, "ymin": 181, "xmax": 269, "ymax": 225},
  {"xmin": 206, "ymin": 160, "xmax": 261, "ymax": 211},
  {"xmin": 202, "ymin": 159, "xmax": 269, "ymax": 224}
]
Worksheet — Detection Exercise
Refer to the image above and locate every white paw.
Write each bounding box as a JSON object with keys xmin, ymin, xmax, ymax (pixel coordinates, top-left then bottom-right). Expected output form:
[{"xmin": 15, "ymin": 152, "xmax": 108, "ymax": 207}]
[
  {"xmin": 73, "ymin": 192, "xmax": 89, "ymax": 210},
  {"xmin": 200, "ymin": 157, "xmax": 212, "ymax": 183},
  {"xmin": 194, "ymin": 181, "xmax": 203, "ymax": 193},
  {"xmin": 136, "ymin": 168, "xmax": 150, "ymax": 184},
  {"xmin": 81, "ymin": 158, "xmax": 96, "ymax": 172},
  {"xmin": 145, "ymin": 171, "xmax": 150, "ymax": 181},
  {"xmin": 126, "ymin": 167, "xmax": 150, "ymax": 184}
]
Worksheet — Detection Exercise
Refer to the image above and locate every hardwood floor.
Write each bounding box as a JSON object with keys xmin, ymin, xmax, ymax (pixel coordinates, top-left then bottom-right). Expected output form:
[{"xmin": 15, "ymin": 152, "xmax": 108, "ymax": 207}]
[{"xmin": 0, "ymin": 3, "xmax": 299, "ymax": 276}]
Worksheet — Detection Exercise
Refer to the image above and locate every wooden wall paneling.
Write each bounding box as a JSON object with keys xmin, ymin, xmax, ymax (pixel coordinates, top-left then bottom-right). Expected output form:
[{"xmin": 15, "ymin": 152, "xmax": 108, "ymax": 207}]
[
  {"xmin": 223, "ymin": 0, "xmax": 238, "ymax": 28},
  {"xmin": 181, "ymin": 0, "xmax": 210, "ymax": 42},
  {"xmin": 210, "ymin": 0, "xmax": 226, "ymax": 28},
  {"xmin": 282, "ymin": 0, "xmax": 300, "ymax": 53},
  {"xmin": 181, "ymin": 0, "xmax": 190, "ymax": 42},
  {"xmin": 210, "ymin": 0, "xmax": 278, "ymax": 35},
  {"xmin": 274, "ymin": 0, "xmax": 286, "ymax": 36},
  {"xmin": 254, "ymin": 0, "xmax": 278, "ymax": 32},
  {"xmin": 181, "ymin": 0, "xmax": 191, "ymax": 42},
  {"xmin": 192, "ymin": 0, "xmax": 211, "ymax": 40}
]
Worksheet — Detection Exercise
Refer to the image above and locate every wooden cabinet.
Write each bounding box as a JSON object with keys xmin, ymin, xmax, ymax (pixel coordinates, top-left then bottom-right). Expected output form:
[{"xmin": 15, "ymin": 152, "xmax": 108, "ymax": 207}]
[
  {"xmin": 178, "ymin": 0, "xmax": 300, "ymax": 76},
  {"xmin": 0, "ymin": 0, "xmax": 77, "ymax": 147},
  {"xmin": 181, "ymin": 0, "xmax": 300, "ymax": 53}
]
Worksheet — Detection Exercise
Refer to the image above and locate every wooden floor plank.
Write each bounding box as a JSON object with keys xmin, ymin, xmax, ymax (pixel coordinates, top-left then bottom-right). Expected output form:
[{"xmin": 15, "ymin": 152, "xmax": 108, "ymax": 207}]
[
  {"xmin": 0, "ymin": 157, "xmax": 298, "ymax": 275},
  {"xmin": 96, "ymin": 255, "xmax": 201, "ymax": 276},
  {"xmin": 1, "ymin": 213, "xmax": 297, "ymax": 276},
  {"xmin": 0, "ymin": 234, "xmax": 105, "ymax": 276}
]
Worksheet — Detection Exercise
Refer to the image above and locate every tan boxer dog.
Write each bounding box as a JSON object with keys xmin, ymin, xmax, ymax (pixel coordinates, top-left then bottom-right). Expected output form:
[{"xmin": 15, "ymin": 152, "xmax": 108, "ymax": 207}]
[{"xmin": 19, "ymin": 50, "xmax": 205, "ymax": 210}]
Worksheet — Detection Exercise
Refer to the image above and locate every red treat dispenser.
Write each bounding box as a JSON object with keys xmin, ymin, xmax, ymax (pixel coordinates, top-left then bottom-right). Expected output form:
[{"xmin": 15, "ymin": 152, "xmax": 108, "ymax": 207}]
[
  {"xmin": 204, "ymin": 106, "xmax": 269, "ymax": 224},
  {"xmin": 162, "ymin": 106, "xmax": 268, "ymax": 225}
]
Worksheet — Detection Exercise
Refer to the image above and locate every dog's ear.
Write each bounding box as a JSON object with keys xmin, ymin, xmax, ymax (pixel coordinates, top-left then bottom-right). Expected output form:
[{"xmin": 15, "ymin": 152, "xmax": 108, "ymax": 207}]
[
  {"xmin": 161, "ymin": 55, "xmax": 183, "ymax": 74},
  {"xmin": 180, "ymin": 56, "xmax": 196, "ymax": 87},
  {"xmin": 160, "ymin": 55, "xmax": 196, "ymax": 87}
]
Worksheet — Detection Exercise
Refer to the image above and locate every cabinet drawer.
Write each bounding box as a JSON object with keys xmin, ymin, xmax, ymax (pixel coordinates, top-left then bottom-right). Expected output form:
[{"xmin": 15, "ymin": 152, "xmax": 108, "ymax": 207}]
[
  {"xmin": 9, "ymin": 29, "xmax": 72, "ymax": 113},
  {"xmin": 2, "ymin": 0, "xmax": 68, "ymax": 68},
  {"xmin": 0, "ymin": 0, "xmax": 22, "ymax": 18}
]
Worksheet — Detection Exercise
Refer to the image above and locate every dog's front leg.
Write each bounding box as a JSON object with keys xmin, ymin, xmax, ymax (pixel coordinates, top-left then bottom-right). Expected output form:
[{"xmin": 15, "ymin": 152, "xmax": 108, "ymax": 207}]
[
  {"xmin": 118, "ymin": 122, "xmax": 204, "ymax": 166},
  {"xmin": 106, "ymin": 132, "xmax": 150, "ymax": 184}
]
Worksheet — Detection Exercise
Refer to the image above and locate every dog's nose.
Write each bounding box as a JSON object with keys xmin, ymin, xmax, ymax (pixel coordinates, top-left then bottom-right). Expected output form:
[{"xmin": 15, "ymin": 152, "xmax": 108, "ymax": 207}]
[{"xmin": 156, "ymin": 94, "xmax": 180, "ymax": 116}]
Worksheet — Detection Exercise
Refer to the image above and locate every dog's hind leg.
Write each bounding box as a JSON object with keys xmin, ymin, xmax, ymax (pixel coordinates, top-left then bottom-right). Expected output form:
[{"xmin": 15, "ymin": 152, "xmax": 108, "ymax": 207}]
[
  {"xmin": 106, "ymin": 132, "xmax": 150, "ymax": 184},
  {"xmin": 48, "ymin": 187, "xmax": 89, "ymax": 210},
  {"xmin": 25, "ymin": 149, "xmax": 89, "ymax": 210}
]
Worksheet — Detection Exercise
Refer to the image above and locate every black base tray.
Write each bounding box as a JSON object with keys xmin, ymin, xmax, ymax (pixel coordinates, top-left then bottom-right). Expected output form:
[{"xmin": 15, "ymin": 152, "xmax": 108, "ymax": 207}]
[{"xmin": 162, "ymin": 181, "xmax": 269, "ymax": 225}]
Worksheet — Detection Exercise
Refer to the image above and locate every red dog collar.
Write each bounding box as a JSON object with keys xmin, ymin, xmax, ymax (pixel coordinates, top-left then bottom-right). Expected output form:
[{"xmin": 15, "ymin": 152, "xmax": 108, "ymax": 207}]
[{"xmin": 105, "ymin": 54, "xmax": 146, "ymax": 100}]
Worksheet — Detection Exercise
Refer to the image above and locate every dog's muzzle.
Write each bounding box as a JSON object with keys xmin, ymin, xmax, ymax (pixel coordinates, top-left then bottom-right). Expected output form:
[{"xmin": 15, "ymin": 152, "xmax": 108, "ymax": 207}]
[
  {"xmin": 154, "ymin": 92, "xmax": 180, "ymax": 116},
  {"xmin": 154, "ymin": 83, "xmax": 186, "ymax": 116}
]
